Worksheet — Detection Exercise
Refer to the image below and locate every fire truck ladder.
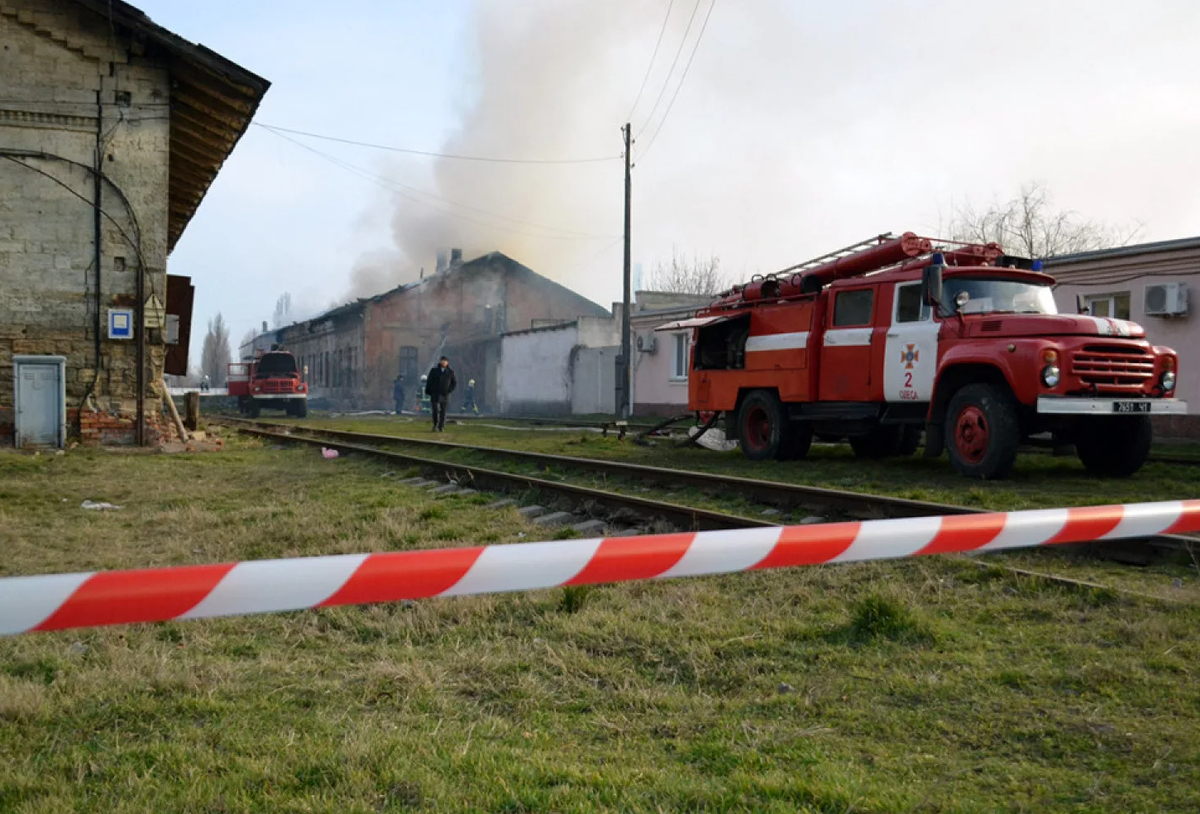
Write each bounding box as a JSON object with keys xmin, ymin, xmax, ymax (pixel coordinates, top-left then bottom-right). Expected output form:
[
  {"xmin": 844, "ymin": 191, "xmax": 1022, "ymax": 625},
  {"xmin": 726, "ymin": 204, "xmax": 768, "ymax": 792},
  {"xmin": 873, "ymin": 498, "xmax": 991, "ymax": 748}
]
[{"xmin": 768, "ymin": 233, "xmax": 897, "ymax": 279}]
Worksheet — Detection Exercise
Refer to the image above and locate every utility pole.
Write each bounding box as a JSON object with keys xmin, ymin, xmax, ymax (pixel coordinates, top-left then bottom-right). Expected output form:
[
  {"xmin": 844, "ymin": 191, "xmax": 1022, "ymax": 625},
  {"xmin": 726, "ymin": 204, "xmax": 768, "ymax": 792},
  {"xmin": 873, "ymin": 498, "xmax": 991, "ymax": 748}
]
[{"xmin": 619, "ymin": 122, "xmax": 632, "ymax": 418}]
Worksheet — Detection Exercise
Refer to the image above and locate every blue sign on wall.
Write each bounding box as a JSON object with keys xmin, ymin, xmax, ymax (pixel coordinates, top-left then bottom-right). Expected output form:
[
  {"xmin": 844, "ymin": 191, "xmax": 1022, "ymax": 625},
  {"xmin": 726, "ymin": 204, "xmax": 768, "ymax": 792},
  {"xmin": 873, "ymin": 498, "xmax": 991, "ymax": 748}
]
[{"xmin": 108, "ymin": 309, "xmax": 134, "ymax": 340}]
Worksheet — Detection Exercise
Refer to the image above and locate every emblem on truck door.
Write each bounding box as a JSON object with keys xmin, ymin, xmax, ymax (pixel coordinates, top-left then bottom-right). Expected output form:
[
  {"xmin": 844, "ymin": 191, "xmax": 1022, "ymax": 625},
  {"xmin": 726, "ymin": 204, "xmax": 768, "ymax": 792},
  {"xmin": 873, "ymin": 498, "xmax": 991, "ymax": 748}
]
[{"xmin": 901, "ymin": 344, "xmax": 920, "ymax": 370}]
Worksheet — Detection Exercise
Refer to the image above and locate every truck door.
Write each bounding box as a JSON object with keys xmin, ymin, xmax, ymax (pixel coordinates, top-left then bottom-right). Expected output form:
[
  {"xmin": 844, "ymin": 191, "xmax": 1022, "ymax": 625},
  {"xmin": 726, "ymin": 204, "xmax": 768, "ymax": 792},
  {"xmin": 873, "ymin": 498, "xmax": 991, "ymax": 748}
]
[
  {"xmin": 818, "ymin": 287, "xmax": 875, "ymax": 401},
  {"xmin": 883, "ymin": 281, "xmax": 938, "ymax": 403}
]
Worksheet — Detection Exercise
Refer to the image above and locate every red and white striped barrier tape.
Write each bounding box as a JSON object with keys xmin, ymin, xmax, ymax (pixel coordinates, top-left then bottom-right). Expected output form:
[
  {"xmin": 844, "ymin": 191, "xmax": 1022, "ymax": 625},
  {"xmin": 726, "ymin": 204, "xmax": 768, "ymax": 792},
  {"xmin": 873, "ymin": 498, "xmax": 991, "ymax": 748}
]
[{"xmin": 3, "ymin": 500, "xmax": 1197, "ymax": 636}]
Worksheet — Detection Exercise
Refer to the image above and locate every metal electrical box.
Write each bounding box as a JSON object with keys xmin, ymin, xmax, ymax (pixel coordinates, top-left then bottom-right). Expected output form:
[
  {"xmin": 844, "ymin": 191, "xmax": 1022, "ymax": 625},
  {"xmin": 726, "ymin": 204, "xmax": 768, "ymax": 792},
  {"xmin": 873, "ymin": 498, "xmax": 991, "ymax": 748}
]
[{"xmin": 13, "ymin": 355, "xmax": 66, "ymax": 449}]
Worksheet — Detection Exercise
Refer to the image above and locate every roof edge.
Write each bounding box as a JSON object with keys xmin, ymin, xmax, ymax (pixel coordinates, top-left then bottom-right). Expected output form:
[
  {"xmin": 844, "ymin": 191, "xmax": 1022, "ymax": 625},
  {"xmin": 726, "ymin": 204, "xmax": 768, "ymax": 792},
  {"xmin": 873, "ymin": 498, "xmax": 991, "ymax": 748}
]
[{"xmin": 1047, "ymin": 235, "xmax": 1200, "ymax": 266}]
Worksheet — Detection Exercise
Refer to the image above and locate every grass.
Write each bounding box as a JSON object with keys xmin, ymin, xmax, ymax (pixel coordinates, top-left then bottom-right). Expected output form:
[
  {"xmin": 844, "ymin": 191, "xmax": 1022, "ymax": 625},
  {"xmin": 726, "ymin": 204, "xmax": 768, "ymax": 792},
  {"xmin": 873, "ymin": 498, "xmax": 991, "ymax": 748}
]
[{"xmin": 2, "ymin": 432, "xmax": 1200, "ymax": 811}]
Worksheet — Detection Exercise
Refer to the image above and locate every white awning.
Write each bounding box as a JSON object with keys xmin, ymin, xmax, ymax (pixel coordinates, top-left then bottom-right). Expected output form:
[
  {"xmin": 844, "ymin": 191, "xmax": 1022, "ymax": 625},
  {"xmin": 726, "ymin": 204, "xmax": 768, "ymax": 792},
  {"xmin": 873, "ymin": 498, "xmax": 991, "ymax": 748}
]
[{"xmin": 653, "ymin": 314, "xmax": 739, "ymax": 332}]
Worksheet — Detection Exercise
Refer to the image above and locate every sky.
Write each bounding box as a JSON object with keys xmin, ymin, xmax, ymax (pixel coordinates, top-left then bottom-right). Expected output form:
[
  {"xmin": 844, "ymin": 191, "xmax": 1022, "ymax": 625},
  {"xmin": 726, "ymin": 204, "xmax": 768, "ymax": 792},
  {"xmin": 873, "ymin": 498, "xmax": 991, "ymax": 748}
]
[{"xmin": 132, "ymin": 0, "xmax": 1200, "ymax": 366}]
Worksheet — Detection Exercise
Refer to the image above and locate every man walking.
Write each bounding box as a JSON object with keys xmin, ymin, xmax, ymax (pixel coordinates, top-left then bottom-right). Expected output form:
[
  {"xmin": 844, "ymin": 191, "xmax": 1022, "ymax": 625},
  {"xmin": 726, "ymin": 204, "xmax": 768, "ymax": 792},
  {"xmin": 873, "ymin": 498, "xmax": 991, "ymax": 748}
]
[
  {"xmin": 392, "ymin": 373, "xmax": 405, "ymax": 415},
  {"xmin": 424, "ymin": 356, "xmax": 456, "ymax": 431}
]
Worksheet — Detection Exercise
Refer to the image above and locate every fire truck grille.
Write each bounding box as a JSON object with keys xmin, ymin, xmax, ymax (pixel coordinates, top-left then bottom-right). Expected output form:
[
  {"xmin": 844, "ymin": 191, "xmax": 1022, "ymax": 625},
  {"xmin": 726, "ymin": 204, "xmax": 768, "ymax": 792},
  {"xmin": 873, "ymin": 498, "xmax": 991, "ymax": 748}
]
[
  {"xmin": 1070, "ymin": 345, "xmax": 1155, "ymax": 387},
  {"xmin": 258, "ymin": 379, "xmax": 295, "ymax": 394}
]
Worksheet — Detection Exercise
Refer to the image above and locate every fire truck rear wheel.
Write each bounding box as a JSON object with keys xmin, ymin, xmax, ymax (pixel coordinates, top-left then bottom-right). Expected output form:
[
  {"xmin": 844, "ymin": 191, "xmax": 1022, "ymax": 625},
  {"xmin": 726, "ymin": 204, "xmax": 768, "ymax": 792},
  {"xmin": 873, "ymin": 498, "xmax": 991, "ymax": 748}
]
[
  {"xmin": 738, "ymin": 390, "xmax": 789, "ymax": 461},
  {"xmin": 1075, "ymin": 415, "xmax": 1152, "ymax": 477},
  {"xmin": 779, "ymin": 422, "xmax": 813, "ymax": 461},
  {"xmin": 943, "ymin": 383, "xmax": 1019, "ymax": 480}
]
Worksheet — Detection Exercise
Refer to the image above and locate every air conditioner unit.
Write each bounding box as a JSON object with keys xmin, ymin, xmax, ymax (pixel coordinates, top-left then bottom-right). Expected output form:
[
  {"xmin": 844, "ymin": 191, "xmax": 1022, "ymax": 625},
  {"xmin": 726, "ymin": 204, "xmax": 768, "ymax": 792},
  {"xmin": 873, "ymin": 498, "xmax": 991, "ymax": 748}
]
[
  {"xmin": 636, "ymin": 333, "xmax": 657, "ymax": 353},
  {"xmin": 1144, "ymin": 282, "xmax": 1188, "ymax": 317}
]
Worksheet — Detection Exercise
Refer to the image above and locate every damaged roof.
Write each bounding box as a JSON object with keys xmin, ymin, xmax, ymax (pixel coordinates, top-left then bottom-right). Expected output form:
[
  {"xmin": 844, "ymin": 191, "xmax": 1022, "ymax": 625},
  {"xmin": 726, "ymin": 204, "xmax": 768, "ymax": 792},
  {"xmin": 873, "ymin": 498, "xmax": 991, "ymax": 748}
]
[{"xmin": 71, "ymin": 0, "xmax": 270, "ymax": 251}]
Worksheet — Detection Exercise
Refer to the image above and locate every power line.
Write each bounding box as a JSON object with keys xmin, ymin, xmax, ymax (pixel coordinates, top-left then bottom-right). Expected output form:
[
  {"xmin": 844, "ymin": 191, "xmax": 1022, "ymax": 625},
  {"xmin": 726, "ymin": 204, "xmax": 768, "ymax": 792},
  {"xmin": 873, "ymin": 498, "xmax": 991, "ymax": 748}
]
[
  {"xmin": 625, "ymin": 0, "xmax": 676, "ymax": 122},
  {"xmin": 251, "ymin": 122, "xmax": 621, "ymax": 166},
  {"xmin": 634, "ymin": 0, "xmax": 703, "ymax": 139},
  {"xmin": 259, "ymin": 125, "xmax": 619, "ymax": 242},
  {"xmin": 638, "ymin": 0, "xmax": 718, "ymax": 161}
]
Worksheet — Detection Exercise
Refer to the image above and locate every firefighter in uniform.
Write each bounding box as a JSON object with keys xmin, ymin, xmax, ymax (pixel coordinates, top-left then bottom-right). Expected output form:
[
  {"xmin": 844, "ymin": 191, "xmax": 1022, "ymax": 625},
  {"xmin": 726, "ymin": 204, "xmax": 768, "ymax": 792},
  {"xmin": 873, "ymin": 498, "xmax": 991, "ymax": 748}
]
[{"xmin": 463, "ymin": 378, "xmax": 478, "ymax": 414}]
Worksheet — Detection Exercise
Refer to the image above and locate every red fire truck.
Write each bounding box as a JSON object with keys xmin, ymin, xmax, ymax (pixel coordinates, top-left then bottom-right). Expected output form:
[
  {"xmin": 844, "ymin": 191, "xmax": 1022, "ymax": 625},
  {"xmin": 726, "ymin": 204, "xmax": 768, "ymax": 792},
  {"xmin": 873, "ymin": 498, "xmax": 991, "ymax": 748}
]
[
  {"xmin": 227, "ymin": 349, "xmax": 308, "ymax": 418},
  {"xmin": 660, "ymin": 233, "xmax": 1184, "ymax": 479}
]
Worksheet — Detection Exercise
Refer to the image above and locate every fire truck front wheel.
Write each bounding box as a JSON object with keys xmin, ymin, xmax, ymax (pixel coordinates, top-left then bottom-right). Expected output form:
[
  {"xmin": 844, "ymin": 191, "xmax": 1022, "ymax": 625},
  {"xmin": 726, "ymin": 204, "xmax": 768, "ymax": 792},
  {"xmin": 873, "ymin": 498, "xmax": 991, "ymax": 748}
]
[
  {"xmin": 1075, "ymin": 415, "xmax": 1151, "ymax": 478},
  {"xmin": 247, "ymin": 399, "xmax": 261, "ymax": 419},
  {"xmin": 943, "ymin": 384, "xmax": 1020, "ymax": 480},
  {"xmin": 738, "ymin": 390, "xmax": 784, "ymax": 461}
]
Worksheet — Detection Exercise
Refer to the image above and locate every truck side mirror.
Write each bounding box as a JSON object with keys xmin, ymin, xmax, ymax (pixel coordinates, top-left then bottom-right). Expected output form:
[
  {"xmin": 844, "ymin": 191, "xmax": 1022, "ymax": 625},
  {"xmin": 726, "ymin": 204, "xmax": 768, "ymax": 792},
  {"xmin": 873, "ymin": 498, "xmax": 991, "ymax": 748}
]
[{"xmin": 922, "ymin": 259, "xmax": 944, "ymax": 308}]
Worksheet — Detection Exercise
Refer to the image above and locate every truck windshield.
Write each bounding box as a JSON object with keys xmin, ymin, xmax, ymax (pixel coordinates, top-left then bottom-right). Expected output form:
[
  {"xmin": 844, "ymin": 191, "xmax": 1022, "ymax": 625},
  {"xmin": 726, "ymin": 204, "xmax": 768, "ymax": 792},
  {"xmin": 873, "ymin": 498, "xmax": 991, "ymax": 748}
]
[
  {"xmin": 942, "ymin": 277, "xmax": 1057, "ymax": 316},
  {"xmin": 256, "ymin": 353, "xmax": 297, "ymax": 376}
]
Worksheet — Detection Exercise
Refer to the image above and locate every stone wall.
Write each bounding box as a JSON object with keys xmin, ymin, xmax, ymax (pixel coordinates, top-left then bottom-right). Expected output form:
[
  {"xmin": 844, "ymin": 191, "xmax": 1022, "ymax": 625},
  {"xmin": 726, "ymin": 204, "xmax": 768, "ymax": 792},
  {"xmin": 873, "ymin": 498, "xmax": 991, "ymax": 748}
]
[{"xmin": 0, "ymin": 0, "xmax": 170, "ymax": 445}]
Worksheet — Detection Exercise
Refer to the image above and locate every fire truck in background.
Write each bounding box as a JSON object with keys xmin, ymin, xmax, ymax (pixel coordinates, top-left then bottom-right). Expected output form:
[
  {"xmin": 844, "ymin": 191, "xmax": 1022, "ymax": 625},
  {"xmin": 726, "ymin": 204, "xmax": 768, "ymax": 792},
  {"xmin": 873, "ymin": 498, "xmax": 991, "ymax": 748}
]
[
  {"xmin": 660, "ymin": 232, "xmax": 1185, "ymax": 479},
  {"xmin": 227, "ymin": 349, "xmax": 308, "ymax": 418}
]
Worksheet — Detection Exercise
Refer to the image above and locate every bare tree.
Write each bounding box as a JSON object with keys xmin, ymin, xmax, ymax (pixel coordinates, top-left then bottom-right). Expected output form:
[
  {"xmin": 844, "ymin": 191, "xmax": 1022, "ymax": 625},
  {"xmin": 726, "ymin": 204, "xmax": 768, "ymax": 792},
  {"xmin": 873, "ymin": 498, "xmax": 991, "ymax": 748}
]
[
  {"xmin": 272, "ymin": 292, "xmax": 294, "ymax": 328},
  {"xmin": 646, "ymin": 248, "xmax": 726, "ymax": 295},
  {"xmin": 950, "ymin": 181, "xmax": 1141, "ymax": 258},
  {"xmin": 200, "ymin": 313, "xmax": 232, "ymax": 387}
]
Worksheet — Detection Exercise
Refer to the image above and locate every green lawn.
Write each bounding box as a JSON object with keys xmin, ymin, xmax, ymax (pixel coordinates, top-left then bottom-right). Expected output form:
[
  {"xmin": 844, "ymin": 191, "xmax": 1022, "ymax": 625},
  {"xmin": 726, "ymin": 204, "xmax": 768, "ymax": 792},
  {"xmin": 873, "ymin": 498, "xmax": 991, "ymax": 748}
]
[{"xmin": 2, "ymin": 437, "xmax": 1199, "ymax": 812}]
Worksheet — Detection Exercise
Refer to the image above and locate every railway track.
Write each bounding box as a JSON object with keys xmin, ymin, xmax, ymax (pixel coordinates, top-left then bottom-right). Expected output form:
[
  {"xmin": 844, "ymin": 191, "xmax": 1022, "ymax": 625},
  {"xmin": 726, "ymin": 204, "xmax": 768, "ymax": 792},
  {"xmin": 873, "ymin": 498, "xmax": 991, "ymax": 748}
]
[{"xmin": 216, "ymin": 417, "xmax": 1194, "ymax": 563}]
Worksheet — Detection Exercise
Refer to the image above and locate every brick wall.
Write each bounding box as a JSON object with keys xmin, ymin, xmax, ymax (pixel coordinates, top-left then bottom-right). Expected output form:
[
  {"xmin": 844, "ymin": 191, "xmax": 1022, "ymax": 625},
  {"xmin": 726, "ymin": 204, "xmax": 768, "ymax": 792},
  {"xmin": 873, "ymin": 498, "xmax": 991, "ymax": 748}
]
[
  {"xmin": 361, "ymin": 256, "xmax": 609, "ymax": 409},
  {"xmin": 0, "ymin": 1, "xmax": 170, "ymax": 445}
]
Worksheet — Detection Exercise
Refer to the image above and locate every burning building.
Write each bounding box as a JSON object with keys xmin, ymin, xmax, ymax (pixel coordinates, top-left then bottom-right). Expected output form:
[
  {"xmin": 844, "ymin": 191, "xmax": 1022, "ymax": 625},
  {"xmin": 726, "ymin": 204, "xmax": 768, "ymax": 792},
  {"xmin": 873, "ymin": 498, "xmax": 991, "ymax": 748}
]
[{"xmin": 264, "ymin": 250, "xmax": 609, "ymax": 411}]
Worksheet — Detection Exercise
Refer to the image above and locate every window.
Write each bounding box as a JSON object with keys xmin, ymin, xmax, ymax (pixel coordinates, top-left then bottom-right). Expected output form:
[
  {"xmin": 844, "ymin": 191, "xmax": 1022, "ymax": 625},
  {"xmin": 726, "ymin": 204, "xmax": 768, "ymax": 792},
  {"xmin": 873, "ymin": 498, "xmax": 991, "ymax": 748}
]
[
  {"xmin": 399, "ymin": 346, "xmax": 419, "ymax": 381},
  {"xmin": 833, "ymin": 289, "xmax": 874, "ymax": 327},
  {"xmin": 895, "ymin": 283, "xmax": 931, "ymax": 323},
  {"xmin": 324, "ymin": 351, "xmax": 330, "ymax": 388},
  {"xmin": 941, "ymin": 277, "xmax": 1058, "ymax": 316},
  {"xmin": 670, "ymin": 333, "xmax": 689, "ymax": 380},
  {"xmin": 1085, "ymin": 292, "xmax": 1131, "ymax": 320}
]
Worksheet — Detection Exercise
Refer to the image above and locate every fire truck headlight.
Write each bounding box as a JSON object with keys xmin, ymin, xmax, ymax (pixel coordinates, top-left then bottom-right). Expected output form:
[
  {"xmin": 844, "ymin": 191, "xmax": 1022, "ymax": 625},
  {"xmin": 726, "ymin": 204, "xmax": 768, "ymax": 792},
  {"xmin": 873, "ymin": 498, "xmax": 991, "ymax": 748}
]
[
  {"xmin": 1041, "ymin": 365, "xmax": 1061, "ymax": 388},
  {"xmin": 1161, "ymin": 370, "xmax": 1177, "ymax": 392}
]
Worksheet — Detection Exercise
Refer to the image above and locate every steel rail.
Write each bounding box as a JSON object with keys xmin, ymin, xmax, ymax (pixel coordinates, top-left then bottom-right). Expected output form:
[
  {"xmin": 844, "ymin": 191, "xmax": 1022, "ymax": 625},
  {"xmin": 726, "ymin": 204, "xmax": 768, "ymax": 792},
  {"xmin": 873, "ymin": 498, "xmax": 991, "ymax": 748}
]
[
  {"xmin": 234, "ymin": 425, "xmax": 774, "ymax": 532},
  {"xmin": 219, "ymin": 417, "xmax": 973, "ymax": 519},
  {"xmin": 219, "ymin": 418, "xmax": 1195, "ymax": 557}
]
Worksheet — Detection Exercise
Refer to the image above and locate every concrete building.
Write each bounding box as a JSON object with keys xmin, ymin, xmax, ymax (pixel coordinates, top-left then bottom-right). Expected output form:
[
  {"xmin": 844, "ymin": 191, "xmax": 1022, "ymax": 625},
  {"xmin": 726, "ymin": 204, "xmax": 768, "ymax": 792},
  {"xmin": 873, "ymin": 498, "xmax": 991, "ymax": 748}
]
[
  {"xmin": 497, "ymin": 315, "xmax": 620, "ymax": 415},
  {"xmin": 0, "ymin": 0, "xmax": 267, "ymax": 446},
  {"xmin": 1046, "ymin": 236, "xmax": 1200, "ymax": 438},
  {"xmin": 630, "ymin": 293, "xmax": 712, "ymax": 417},
  {"xmin": 267, "ymin": 251, "xmax": 609, "ymax": 411},
  {"xmin": 491, "ymin": 291, "xmax": 712, "ymax": 417}
]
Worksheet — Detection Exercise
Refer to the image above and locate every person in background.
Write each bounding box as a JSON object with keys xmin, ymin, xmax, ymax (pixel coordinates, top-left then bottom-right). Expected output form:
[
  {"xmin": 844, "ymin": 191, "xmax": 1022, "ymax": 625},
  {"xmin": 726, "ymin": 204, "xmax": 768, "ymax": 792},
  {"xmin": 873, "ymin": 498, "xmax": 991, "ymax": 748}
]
[
  {"xmin": 392, "ymin": 373, "xmax": 405, "ymax": 415},
  {"xmin": 424, "ymin": 356, "xmax": 457, "ymax": 431},
  {"xmin": 417, "ymin": 375, "xmax": 430, "ymax": 413},
  {"xmin": 463, "ymin": 378, "xmax": 478, "ymax": 414}
]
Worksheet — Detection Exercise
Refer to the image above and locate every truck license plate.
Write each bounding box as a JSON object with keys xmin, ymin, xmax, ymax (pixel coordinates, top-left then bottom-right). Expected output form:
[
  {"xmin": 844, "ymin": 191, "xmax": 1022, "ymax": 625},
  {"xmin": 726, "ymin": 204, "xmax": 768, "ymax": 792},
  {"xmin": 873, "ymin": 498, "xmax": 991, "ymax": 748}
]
[{"xmin": 1113, "ymin": 401, "xmax": 1151, "ymax": 413}]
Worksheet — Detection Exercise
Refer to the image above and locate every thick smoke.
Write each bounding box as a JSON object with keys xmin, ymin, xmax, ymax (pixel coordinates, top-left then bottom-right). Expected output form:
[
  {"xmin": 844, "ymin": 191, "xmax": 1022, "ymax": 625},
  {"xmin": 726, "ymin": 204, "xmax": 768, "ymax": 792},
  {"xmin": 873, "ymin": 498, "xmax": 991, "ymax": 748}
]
[
  {"xmin": 345, "ymin": 0, "xmax": 1200, "ymax": 302},
  {"xmin": 345, "ymin": 0, "xmax": 656, "ymax": 300}
]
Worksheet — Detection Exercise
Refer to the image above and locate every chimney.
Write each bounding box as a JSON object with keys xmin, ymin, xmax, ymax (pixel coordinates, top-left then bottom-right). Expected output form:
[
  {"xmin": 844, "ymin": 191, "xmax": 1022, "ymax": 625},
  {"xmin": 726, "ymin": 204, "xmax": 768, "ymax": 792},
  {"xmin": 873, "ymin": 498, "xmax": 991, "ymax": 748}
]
[
  {"xmin": 450, "ymin": 247, "xmax": 463, "ymax": 266},
  {"xmin": 436, "ymin": 250, "xmax": 447, "ymax": 275},
  {"xmin": 261, "ymin": 320, "xmax": 268, "ymax": 334}
]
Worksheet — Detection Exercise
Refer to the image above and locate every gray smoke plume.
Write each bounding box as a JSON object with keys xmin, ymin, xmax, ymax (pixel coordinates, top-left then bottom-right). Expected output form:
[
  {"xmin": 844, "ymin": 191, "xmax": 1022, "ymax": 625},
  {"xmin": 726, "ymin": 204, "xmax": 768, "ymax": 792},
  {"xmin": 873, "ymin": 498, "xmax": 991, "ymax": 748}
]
[
  {"xmin": 345, "ymin": 0, "xmax": 655, "ymax": 299},
  {"xmin": 343, "ymin": 0, "xmax": 1198, "ymax": 301}
]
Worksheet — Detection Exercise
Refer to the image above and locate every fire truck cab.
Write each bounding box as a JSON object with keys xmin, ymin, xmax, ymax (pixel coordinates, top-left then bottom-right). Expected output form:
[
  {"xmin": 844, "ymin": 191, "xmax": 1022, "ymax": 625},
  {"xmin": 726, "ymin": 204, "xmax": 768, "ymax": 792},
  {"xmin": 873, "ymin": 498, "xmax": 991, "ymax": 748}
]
[
  {"xmin": 227, "ymin": 349, "xmax": 308, "ymax": 419},
  {"xmin": 664, "ymin": 233, "xmax": 1185, "ymax": 479}
]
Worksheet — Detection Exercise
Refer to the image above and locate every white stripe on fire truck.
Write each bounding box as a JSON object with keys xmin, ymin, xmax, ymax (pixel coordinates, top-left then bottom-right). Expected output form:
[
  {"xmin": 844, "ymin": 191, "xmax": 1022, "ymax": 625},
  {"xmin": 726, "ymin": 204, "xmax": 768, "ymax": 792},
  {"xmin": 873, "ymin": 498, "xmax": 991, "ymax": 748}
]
[
  {"xmin": 821, "ymin": 328, "xmax": 873, "ymax": 347},
  {"xmin": 744, "ymin": 331, "xmax": 809, "ymax": 352}
]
